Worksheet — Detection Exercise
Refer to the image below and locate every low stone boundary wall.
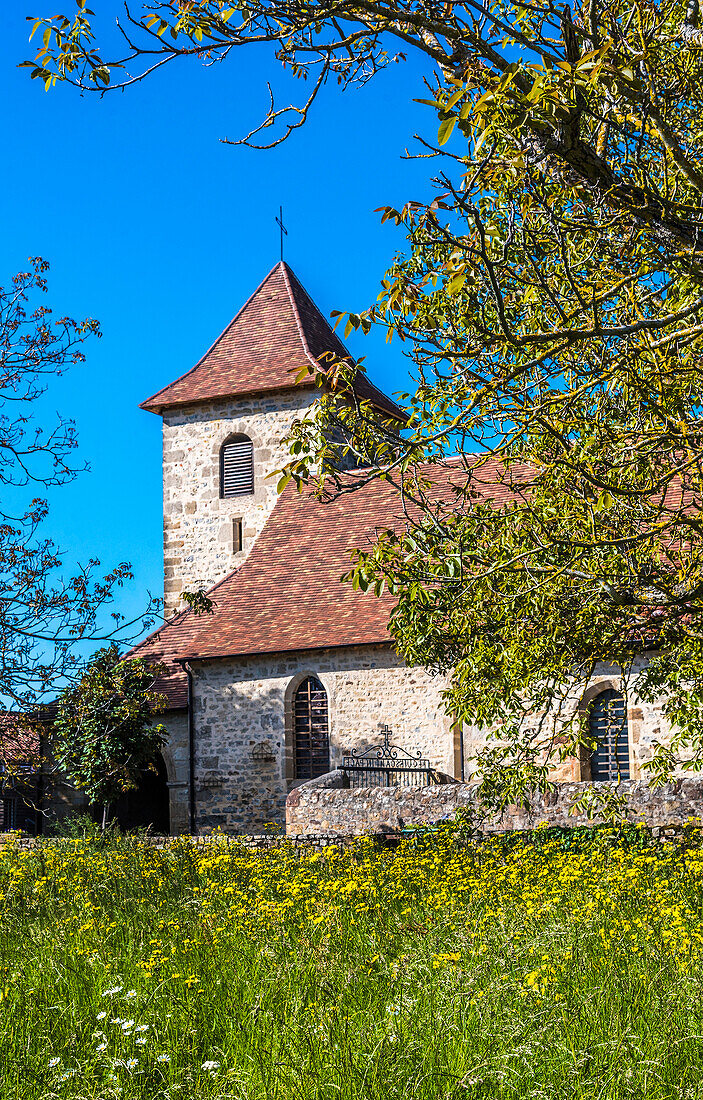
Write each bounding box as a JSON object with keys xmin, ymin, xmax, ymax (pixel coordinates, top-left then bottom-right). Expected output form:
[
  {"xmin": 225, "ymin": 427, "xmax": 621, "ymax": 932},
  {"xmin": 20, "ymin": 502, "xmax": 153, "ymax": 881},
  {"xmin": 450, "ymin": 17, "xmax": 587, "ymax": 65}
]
[
  {"xmin": 7, "ymin": 775, "xmax": 703, "ymax": 849},
  {"xmin": 285, "ymin": 771, "xmax": 703, "ymax": 836},
  {"xmin": 0, "ymin": 832, "xmax": 359, "ymax": 852}
]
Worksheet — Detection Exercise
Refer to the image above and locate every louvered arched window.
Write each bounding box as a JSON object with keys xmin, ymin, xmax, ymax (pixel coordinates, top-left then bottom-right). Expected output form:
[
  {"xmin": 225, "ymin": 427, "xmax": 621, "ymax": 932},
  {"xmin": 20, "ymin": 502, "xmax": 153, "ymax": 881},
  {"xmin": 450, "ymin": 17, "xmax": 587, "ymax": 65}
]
[
  {"xmin": 293, "ymin": 676, "xmax": 330, "ymax": 780},
  {"xmin": 589, "ymin": 689, "xmax": 630, "ymax": 781},
  {"xmin": 220, "ymin": 435, "xmax": 254, "ymax": 498}
]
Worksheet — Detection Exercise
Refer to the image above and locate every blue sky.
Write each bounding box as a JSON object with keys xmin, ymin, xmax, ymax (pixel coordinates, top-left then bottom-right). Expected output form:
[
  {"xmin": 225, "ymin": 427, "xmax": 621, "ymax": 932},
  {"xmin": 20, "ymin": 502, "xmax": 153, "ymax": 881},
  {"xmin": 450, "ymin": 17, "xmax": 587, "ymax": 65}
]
[{"xmin": 2, "ymin": 9, "xmax": 432, "ymax": 639}]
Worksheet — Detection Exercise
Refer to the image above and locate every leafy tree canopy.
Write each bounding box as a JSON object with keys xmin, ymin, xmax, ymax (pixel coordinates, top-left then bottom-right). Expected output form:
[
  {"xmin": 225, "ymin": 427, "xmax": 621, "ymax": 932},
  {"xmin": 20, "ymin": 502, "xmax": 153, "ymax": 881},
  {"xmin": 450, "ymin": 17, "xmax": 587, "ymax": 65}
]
[
  {"xmin": 28, "ymin": 0, "xmax": 703, "ymax": 805},
  {"xmin": 53, "ymin": 643, "xmax": 166, "ymax": 824}
]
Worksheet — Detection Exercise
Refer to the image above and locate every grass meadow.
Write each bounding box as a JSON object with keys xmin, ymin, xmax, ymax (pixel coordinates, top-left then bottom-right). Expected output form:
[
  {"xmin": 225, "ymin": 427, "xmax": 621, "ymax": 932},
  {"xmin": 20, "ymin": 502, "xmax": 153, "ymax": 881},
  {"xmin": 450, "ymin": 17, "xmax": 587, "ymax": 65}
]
[{"xmin": 2, "ymin": 825, "xmax": 703, "ymax": 1099}]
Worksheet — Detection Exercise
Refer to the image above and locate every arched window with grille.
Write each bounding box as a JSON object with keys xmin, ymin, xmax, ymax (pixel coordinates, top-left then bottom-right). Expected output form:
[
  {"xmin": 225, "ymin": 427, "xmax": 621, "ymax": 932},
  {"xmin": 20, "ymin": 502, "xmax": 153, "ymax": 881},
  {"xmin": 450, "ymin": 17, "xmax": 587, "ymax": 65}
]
[
  {"xmin": 293, "ymin": 676, "xmax": 330, "ymax": 780},
  {"xmin": 589, "ymin": 689, "xmax": 630, "ymax": 781},
  {"xmin": 220, "ymin": 434, "xmax": 254, "ymax": 498}
]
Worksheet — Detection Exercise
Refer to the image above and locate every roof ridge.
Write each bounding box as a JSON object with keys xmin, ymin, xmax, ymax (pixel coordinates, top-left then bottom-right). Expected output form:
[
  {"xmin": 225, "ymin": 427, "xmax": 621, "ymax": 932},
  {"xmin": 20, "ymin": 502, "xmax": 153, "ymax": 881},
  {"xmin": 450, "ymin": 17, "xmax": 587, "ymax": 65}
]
[
  {"xmin": 279, "ymin": 262, "xmax": 322, "ymax": 379},
  {"xmin": 284, "ymin": 266, "xmax": 409, "ymax": 421},
  {"xmin": 283, "ymin": 264, "xmax": 355, "ymax": 366},
  {"xmin": 139, "ymin": 262, "xmax": 287, "ymax": 412}
]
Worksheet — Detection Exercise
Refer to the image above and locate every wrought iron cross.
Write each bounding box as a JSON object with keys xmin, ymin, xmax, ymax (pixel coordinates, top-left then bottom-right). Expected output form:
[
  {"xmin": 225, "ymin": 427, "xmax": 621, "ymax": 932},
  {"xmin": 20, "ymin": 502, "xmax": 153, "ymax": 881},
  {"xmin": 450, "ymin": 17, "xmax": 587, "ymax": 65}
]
[
  {"xmin": 275, "ymin": 205, "xmax": 288, "ymax": 262},
  {"xmin": 379, "ymin": 723, "xmax": 393, "ymax": 750}
]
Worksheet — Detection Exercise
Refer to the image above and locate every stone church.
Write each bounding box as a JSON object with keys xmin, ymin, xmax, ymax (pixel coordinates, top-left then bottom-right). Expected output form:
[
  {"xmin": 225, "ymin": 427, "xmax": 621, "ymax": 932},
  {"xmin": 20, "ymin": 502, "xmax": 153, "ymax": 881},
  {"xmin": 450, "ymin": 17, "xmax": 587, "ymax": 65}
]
[{"xmin": 133, "ymin": 261, "xmax": 671, "ymax": 835}]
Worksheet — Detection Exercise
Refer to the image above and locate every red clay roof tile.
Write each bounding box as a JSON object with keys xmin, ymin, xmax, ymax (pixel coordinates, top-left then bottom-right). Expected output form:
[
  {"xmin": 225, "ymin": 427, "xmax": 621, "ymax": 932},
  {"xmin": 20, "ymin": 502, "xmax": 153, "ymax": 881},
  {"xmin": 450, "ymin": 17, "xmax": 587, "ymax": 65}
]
[
  {"xmin": 133, "ymin": 457, "xmax": 524, "ymax": 707},
  {"xmin": 0, "ymin": 714, "xmax": 42, "ymax": 766}
]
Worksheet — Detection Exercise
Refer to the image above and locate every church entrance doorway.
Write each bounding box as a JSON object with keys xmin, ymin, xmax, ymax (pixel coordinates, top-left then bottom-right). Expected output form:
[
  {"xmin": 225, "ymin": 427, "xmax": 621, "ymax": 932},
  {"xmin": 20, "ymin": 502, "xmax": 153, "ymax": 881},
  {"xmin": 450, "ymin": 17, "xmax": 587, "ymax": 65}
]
[{"xmin": 110, "ymin": 754, "xmax": 170, "ymax": 835}]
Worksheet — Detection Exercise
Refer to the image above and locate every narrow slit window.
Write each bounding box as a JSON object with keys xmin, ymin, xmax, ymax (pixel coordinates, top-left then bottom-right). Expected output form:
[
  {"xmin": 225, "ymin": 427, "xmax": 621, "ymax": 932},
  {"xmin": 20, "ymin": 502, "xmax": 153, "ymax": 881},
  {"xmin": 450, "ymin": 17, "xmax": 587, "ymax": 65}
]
[
  {"xmin": 589, "ymin": 689, "xmax": 630, "ymax": 781},
  {"xmin": 232, "ymin": 517, "xmax": 243, "ymax": 553},
  {"xmin": 220, "ymin": 435, "xmax": 254, "ymax": 498}
]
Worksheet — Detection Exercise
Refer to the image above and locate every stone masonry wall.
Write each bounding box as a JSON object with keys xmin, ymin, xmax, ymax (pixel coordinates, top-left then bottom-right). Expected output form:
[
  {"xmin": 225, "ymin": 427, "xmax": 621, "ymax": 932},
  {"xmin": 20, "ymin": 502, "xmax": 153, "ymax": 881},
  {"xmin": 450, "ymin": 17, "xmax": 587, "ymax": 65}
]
[
  {"xmin": 162, "ymin": 390, "xmax": 316, "ymax": 616},
  {"xmin": 189, "ymin": 644, "xmax": 453, "ymax": 834},
  {"xmin": 187, "ymin": 651, "xmax": 682, "ymax": 835},
  {"xmin": 286, "ymin": 772, "xmax": 703, "ymax": 836}
]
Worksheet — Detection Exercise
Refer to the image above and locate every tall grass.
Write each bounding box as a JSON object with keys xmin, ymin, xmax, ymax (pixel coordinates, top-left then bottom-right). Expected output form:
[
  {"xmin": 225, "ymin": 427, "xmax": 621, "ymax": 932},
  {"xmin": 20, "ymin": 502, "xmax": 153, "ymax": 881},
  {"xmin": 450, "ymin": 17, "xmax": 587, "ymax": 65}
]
[{"xmin": 2, "ymin": 825, "xmax": 703, "ymax": 1099}]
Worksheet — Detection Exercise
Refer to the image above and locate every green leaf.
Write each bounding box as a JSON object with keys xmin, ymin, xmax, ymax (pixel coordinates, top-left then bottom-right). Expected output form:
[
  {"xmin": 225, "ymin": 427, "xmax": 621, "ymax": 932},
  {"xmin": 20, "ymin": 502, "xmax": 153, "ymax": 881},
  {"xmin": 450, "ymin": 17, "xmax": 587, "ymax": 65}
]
[
  {"xmin": 445, "ymin": 84, "xmax": 466, "ymax": 110},
  {"xmin": 447, "ymin": 270, "xmax": 466, "ymax": 294},
  {"xmin": 437, "ymin": 115, "xmax": 457, "ymax": 145},
  {"xmin": 594, "ymin": 491, "xmax": 614, "ymax": 512}
]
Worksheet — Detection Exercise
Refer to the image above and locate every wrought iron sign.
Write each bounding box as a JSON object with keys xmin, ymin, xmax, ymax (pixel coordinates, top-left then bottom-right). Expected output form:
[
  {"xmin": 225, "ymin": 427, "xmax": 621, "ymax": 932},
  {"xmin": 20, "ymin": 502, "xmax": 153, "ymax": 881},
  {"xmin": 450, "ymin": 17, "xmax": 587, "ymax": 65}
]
[{"xmin": 341, "ymin": 725, "xmax": 438, "ymax": 788}]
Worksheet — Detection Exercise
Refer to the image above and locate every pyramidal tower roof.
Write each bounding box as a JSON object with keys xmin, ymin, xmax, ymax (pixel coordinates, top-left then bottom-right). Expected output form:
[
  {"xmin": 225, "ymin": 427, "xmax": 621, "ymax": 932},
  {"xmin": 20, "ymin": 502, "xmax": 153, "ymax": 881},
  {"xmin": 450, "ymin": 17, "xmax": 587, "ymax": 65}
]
[{"xmin": 140, "ymin": 261, "xmax": 405, "ymax": 419}]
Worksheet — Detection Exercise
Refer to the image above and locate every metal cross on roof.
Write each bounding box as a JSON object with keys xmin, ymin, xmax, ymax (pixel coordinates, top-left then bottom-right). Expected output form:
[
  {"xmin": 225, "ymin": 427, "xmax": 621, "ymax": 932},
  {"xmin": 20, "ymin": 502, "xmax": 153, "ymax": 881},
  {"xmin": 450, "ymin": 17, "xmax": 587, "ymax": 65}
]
[{"xmin": 275, "ymin": 205, "xmax": 288, "ymax": 262}]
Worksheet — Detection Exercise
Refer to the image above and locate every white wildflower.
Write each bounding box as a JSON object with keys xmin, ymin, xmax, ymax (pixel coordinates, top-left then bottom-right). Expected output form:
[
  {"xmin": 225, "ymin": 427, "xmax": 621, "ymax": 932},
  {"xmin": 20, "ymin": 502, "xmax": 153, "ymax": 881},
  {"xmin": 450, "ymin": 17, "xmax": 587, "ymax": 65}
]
[
  {"xmin": 126, "ymin": 1059, "xmax": 138, "ymax": 1069},
  {"xmin": 157, "ymin": 1054, "xmax": 170, "ymax": 1063},
  {"xmin": 121, "ymin": 1020, "xmax": 135, "ymax": 1031},
  {"xmin": 96, "ymin": 1011, "xmax": 107, "ymax": 1020},
  {"xmin": 48, "ymin": 1057, "xmax": 60, "ymax": 1068},
  {"xmin": 202, "ymin": 1061, "xmax": 220, "ymax": 1072},
  {"xmin": 136, "ymin": 1038, "xmax": 147, "ymax": 1046},
  {"xmin": 97, "ymin": 1043, "xmax": 107, "ymax": 1053},
  {"xmin": 103, "ymin": 986, "xmax": 123, "ymax": 997},
  {"xmin": 125, "ymin": 990, "xmax": 137, "ymax": 999}
]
